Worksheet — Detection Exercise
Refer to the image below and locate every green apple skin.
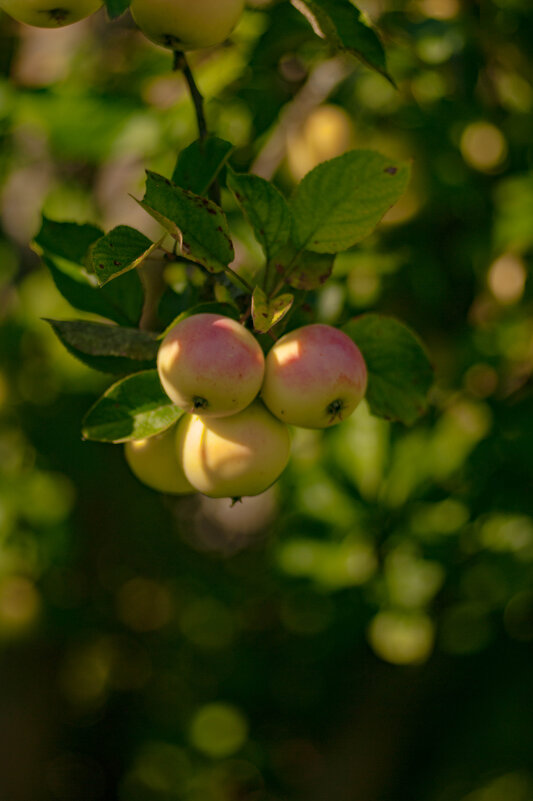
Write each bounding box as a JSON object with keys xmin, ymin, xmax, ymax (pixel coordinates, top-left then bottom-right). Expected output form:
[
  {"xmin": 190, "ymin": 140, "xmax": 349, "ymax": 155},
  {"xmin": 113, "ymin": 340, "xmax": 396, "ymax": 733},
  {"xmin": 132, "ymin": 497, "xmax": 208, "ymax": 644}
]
[
  {"xmin": 0, "ymin": 0, "xmax": 103, "ymax": 27},
  {"xmin": 130, "ymin": 0, "xmax": 244, "ymax": 50},
  {"xmin": 125, "ymin": 425, "xmax": 194, "ymax": 495},
  {"xmin": 261, "ymin": 324, "xmax": 368, "ymax": 429},
  {"xmin": 175, "ymin": 401, "xmax": 291, "ymax": 499},
  {"xmin": 157, "ymin": 313, "xmax": 265, "ymax": 419}
]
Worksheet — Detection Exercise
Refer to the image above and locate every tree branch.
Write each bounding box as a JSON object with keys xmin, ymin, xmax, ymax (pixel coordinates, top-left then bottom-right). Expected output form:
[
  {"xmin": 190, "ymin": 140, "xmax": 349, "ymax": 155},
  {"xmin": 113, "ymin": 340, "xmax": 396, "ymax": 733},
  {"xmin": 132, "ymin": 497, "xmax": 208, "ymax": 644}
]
[{"xmin": 173, "ymin": 50, "xmax": 208, "ymax": 141}]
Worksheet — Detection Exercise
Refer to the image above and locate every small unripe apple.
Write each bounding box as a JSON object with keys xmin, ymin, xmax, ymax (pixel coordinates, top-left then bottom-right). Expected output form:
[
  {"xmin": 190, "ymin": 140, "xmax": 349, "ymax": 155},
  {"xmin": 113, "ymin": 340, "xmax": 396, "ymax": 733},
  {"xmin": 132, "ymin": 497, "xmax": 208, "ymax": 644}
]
[
  {"xmin": 261, "ymin": 324, "xmax": 367, "ymax": 429},
  {"xmin": 0, "ymin": 0, "xmax": 102, "ymax": 27},
  {"xmin": 157, "ymin": 313, "xmax": 265, "ymax": 418},
  {"xmin": 130, "ymin": 0, "xmax": 244, "ymax": 51},
  {"xmin": 176, "ymin": 401, "xmax": 291, "ymax": 499},
  {"xmin": 125, "ymin": 425, "xmax": 194, "ymax": 495}
]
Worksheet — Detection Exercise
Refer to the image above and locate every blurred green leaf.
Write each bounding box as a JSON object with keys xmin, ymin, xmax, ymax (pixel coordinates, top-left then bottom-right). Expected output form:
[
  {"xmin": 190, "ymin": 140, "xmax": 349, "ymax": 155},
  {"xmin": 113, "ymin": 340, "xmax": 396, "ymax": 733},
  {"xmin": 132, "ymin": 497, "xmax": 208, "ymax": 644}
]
[
  {"xmin": 45, "ymin": 319, "xmax": 159, "ymax": 374},
  {"xmin": 138, "ymin": 172, "xmax": 234, "ymax": 273},
  {"xmin": 82, "ymin": 370, "xmax": 182, "ymax": 443},
  {"xmin": 290, "ymin": 151, "xmax": 410, "ymax": 253},
  {"xmin": 172, "ymin": 136, "xmax": 234, "ymax": 196},
  {"xmin": 88, "ymin": 226, "xmax": 159, "ymax": 286},
  {"xmin": 343, "ymin": 314, "xmax": 434, "ymax": 425}
]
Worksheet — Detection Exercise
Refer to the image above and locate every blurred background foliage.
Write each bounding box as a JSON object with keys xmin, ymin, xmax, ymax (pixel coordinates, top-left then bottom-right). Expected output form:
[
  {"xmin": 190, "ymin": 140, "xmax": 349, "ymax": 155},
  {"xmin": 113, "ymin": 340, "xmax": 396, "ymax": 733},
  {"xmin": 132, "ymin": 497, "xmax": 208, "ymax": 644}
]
[{"xmin": 1, "ymin": 0, "xmax": 533, "ymax": 799}]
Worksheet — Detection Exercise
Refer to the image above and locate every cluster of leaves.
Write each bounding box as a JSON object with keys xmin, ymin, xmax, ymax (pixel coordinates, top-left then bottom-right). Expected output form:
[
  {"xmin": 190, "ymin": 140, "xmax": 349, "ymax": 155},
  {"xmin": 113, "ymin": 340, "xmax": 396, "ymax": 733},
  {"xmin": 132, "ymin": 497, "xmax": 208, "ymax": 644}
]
[{"xmin": 35, "ymin": 137, "xmax": 433, "ymax": 445}]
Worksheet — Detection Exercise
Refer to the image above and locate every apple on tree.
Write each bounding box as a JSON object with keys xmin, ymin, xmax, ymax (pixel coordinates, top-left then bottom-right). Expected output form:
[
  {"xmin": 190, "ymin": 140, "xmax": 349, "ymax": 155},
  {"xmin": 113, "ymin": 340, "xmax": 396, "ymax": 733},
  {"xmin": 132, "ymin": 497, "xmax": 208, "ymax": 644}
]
[
  {"xmin": 125, "ymin": 424, "xmax": 194, "ymax": 495},
  {"xmin": 261, "ymin": 324, "xmax": 368, "ymax": 429},
  {"xmin": 175, "ymin": 400, "xmax": 291, "ymax": 499},
  {"xmin": 130, "ymin": 0, "xmax": 245, "ymax": 50},
  {"xmin": 157, "ymin": 313, "xmax": 265, "ymax": 418},
  {"xmin": 0, "ymin": 0, "xmax": 102, "ymax": 27}
]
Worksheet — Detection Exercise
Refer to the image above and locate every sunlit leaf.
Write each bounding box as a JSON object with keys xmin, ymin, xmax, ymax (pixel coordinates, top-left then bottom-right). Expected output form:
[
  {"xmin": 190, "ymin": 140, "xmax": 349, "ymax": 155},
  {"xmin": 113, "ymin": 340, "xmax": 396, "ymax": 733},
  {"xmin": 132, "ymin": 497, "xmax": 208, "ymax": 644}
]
[
  {"xmin": 252, "ymin": 287, "xmax": 294, "ymax": 333},
  {"xmin": 291, "ymin": 151, "xmax": 410, "ymax": 254},
  {"xmin": 137, "ymin": 171, "xmax": 234, "ymax": 273},
  {"xmin": 88, "ymin": 226, "xmax": 159, "ymax": 286}
]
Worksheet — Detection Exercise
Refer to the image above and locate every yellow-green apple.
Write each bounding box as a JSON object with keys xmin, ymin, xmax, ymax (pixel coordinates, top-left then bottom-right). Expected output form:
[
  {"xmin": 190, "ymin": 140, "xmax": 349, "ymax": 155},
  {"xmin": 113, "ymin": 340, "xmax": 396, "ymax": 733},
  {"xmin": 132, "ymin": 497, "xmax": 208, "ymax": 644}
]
[
  {"xmin": 130, "ymin": 0, "xmax": 244, "ymax": 50},
  {"xmin": 175, "ymin": 401, "xmax": 291, "ymax": 498},
  {"xmin": 261, "ymin": 324, "xmax": 367, "ymax": 428},
  {"xmin": 125, "ymin": 425, "xmax": 194, "ymax": 495},
  {"xmin": 0, "ymin": 0, "xmax": 102, "ymax": 27},
  {"xmin": 157, "ymin": 313, "xmax": 265, "ymax": 418}
]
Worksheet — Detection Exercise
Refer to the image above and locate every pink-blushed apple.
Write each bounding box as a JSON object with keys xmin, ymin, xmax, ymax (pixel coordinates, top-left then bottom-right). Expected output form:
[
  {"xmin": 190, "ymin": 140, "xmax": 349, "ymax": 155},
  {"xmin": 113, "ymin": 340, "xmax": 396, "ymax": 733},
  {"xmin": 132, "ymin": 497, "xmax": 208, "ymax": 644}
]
[
  {"xmin": 125, "ymin": 424, "xmax": 194, "ymax": 495},
  {"xmin": 0, "ymin": 0, "xmax": 102, "ymax": 27},
  {"xmin": 157, "ymin": 313, "xmax": 265, "ymax": 418},
  {"xmin": 175, "ymin": 400, "xmax": 291, "ymax": 499},
  {"xmin": 261, "ymin": 324, "xmax": 368, "ymax": 429},
  {"xmin": 130, "ymin": 0, "xmax": 244, "ymax": 50}
]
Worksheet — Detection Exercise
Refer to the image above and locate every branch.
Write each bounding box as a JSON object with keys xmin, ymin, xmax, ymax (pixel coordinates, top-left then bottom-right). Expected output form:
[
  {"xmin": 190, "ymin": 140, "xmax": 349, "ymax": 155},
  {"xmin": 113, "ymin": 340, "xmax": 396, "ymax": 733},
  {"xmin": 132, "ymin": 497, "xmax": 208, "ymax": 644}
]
[{"xmin": 173, "ymin": 50, "xmax": 208, "ymax": 141}]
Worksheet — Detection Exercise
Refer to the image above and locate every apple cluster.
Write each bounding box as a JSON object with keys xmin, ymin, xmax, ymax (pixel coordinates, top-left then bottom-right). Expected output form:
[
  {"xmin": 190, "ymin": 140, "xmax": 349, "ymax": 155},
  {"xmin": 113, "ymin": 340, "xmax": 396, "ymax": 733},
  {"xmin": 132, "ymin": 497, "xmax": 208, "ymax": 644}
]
[
  {"xmin": 125, "ymin": 314, "xmax": 368, "ymax": 500},
  {"xmin": 0, "ymin": 0, "xmax": 245, "ymax": 51}
]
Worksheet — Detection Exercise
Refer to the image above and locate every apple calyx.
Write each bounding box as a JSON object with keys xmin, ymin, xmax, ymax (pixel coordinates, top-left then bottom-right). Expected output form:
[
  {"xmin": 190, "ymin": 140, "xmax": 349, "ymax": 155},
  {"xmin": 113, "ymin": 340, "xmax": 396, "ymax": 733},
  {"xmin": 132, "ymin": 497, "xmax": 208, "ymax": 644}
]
[
  {"xmin": 163, "ymin": 34, "xmax": 183, "ymax": 49},
  {"xmin": 46, "ymin": 8, "xmax": 69, "ymax": 22},
  {"xmin": 192, "ymin": 396, "xmax": 209, "ymax": 412},
  {"xmin": 326, "ymin": 398, "xmax": 347, "ymax": 422}
]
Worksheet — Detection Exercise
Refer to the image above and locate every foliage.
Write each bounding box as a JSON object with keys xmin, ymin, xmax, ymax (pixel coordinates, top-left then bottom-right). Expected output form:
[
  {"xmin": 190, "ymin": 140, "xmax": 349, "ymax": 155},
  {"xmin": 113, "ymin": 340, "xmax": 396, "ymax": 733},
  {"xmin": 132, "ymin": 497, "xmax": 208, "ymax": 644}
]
[{"xmin": 1, "ymin": 1, "xmax": 533, "ymax": 800}]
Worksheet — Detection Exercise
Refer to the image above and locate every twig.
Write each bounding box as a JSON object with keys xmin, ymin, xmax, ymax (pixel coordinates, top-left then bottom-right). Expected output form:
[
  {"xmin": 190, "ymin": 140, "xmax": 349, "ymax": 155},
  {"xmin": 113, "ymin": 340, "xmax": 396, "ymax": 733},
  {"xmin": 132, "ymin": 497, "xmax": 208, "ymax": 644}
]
[
  {"xmin": 224, "ymin": 266, "xmax": 254, "ymax": 294},
  {"xmin": 173, "ymin": 50, "xmax": 208, "ymax": 141}
]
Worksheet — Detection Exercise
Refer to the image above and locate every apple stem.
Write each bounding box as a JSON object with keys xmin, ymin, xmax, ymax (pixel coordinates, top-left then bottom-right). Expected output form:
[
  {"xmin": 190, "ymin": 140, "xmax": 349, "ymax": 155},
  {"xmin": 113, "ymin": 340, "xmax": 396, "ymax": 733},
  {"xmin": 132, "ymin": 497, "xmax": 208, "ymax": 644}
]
[
  {"xmin": 173, "ymin": 50, "xmax": 208, "ymax": 142},
  {"xmin": 224, "ymin": 266, "xmax": 254, "ymax": 295}
]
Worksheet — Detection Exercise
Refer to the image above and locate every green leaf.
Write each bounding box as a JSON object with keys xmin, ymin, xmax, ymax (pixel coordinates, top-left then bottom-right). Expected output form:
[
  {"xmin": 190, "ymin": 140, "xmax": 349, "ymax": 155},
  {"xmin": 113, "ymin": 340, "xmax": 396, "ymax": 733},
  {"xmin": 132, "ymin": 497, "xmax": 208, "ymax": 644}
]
[
  {"xmin": 88, "ymin": 225, "xmax": 159, "ymax": 286},
  {"xmin": 105, "ymin": 0, "xmax": 130, "ymax": 18},
  {"xmin": 45, "ymin": 319, "xmax": 159, "ymax": 374},
  {"xmin": 172, "ymin": 136, "xmax": 234, "ymax": 196},
  {"xmin": 34, "ymin": 218, "xmax": 103, "ymax": 265},
  {"xmin": 137, "ymin": 172, "xmax": 234, "ymax": 274},
  {"xmin": 159, "ymin": 301, "xmax": 240, "ymax": 340},
  {"xmin": 227, "ymin": 170, "xmax": 292, "ymax": 260},
  {"xmin": 290, "ymin": 150, "xmax": 410, "ymax": 254},
  {"xmin": 342, "ymin": 314, "xmax": 434, "ymax": 425},
  {"xmin": 292, "ymin": 0, "xmax": 394, "ymax": 85},
  {"xmin": 272, "ymin": 246, "xmax": 335, "ymax": 290},
  {"xmin": 43, "ymin": 256, "xmax": 144, "ymax": 327},
  {"xmin": 82, "ymin": 370, "xmax": 182, "ymax": 443},
  {"xmin": 252, "ymin": 287, "xmax": 294, "ymax": 334}
]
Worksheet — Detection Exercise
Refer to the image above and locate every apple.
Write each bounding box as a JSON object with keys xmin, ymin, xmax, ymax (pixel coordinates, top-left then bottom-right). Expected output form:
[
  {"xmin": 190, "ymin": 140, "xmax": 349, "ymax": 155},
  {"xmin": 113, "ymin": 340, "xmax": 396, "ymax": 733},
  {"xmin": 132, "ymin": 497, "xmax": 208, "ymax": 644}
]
[
  {"xmin": 0, "ymin": 0, "xmax": 102, "ymax": 27},
  {"xmin": 130, "ymin": 0, "xmax": 244, "ymax": 50},
  {"xmin": 125, "ymin": 424, "xmax": 194, "ymax": 495},
  {"xmin": 261, "ymin": 324, "xmax": 367, "ymax": 429},
  {"xmin": 175, "ymin": 400, "xmax": 291, "ymax": 499},
  {"xmin": 157, "ymin": 313, "xmax": 265, "ymax": 418}
]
